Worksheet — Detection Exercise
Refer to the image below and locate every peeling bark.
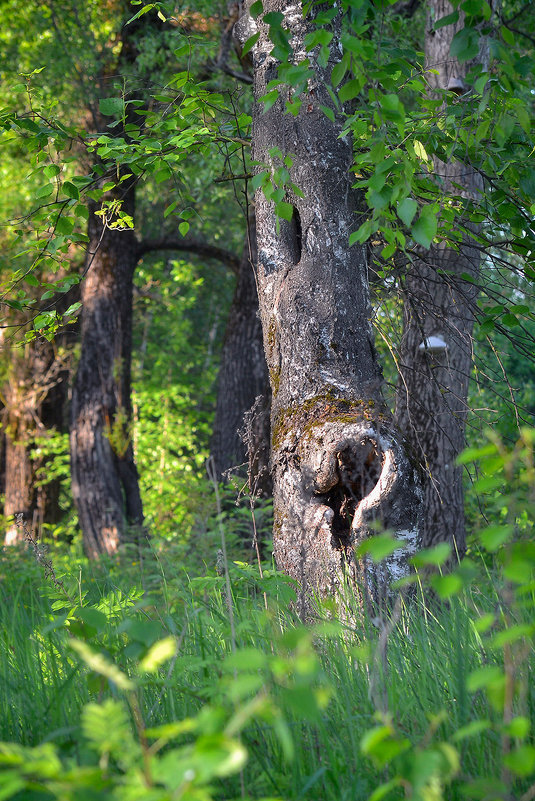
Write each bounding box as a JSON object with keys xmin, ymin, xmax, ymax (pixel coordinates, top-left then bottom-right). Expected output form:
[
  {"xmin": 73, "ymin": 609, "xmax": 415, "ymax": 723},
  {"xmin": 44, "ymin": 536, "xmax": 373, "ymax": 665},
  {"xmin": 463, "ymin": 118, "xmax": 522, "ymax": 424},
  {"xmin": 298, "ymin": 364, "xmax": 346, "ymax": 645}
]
[
  {"xmin": 395, "ymin": 0, "xmax": 487, "ymax": 555},
  {"xmin": 244, "ymin": 0, "xmax": 421, "ymax": 612}
]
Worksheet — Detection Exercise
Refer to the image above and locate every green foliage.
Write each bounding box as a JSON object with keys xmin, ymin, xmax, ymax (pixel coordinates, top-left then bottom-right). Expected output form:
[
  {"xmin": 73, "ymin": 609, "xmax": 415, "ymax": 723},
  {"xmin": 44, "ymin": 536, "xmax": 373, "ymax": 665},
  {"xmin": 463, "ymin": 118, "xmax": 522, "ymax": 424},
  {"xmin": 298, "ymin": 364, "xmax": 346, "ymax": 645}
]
[{"xmin": 0, "ymin": 427, "xmax": 534, "ymax": 800}]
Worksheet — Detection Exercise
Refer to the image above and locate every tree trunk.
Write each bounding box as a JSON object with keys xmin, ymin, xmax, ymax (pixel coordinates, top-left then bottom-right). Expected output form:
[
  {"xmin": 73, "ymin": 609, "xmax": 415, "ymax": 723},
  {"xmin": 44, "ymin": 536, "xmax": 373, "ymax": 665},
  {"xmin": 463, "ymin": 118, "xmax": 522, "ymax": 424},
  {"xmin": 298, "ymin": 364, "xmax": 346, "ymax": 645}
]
[
  {"xmin": 394, "ymin": 1, "xmax": 485, "ymax": 555},
  {"xmin": 70, "ymin": 182, "xmax": 144, "ymax": 559},
  {"xmin": 245, "ymin": 1, "xmax": 421, "ymax": 611},
  {"xmin": 3, "ymin": 334, "xmax": 69, "ymax": 545},
  {"xmin": 210, "ymin": 215, "xmax": 272, "ymax": 495}
]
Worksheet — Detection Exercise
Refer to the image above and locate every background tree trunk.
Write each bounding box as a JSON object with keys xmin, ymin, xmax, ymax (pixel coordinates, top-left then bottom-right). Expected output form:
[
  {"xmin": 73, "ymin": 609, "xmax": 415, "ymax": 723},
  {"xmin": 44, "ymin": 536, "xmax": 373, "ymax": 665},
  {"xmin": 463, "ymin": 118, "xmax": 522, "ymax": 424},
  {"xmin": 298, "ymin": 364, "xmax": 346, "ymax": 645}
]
[
  {"xmin": 70, "ymin": 183, "xmax": 144, "ymax": 558},
  {"xmin": 3, "ymin": 334, "xmax": 70, "ymax": 545},
  {"xmin": 246, "ymin": 0, "xmax": 421, "ymax": 611},
  {"xmin": 210, "ymin": 215, "xmax": 271, "ymax": 495},
  {"xmin": 394, "ymin": 0, "xmax": 486, "ymax": 555}
]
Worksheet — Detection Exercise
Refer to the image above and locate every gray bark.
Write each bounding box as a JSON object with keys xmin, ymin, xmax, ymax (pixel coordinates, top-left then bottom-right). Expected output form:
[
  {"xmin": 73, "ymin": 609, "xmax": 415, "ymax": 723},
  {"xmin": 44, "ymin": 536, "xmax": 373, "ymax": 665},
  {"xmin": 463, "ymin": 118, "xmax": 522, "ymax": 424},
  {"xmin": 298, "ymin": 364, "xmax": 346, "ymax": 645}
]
[
  {"xmin": 395, "ymin": 0, "xmax": 486, "ymax": 556},
  {"xmin": 244, "ymin": 1, "xmax": 421, "ymax": 612}
]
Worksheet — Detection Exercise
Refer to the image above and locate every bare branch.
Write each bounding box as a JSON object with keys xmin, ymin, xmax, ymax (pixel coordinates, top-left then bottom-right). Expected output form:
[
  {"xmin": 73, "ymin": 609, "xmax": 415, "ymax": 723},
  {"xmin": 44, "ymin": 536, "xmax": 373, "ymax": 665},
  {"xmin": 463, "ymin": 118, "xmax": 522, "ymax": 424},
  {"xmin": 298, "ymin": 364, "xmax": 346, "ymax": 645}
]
[{"xmin": 137, "ymin": 236, "xmax": 240, "ymax": 273}]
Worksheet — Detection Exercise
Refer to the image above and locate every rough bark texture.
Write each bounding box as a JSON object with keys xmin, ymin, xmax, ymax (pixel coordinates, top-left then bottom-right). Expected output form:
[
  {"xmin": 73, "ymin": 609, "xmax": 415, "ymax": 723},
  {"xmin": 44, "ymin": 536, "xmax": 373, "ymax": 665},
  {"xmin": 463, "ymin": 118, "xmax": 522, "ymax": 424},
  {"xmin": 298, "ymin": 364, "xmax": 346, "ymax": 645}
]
[
  {"xmin": 395, "ymin": 1, "xmax": 485, "ymax": 555},
  {"xmin": 210, "ymin": 217, "xmax": 272, "ymax": 495},
  {"xmin": 244, "ymin": 1, "xmax": 421, "ymax": 611},
  {"xmin": 69, "ymin": 5, "xmax": 159, "ymax": 558},
  {"xmin": 3, "ymin": 334, "xmax": 69, "ymax": 545},
  {"xmin": 70, "ymin": 182, "xmax": 144, "ymax": 559}
]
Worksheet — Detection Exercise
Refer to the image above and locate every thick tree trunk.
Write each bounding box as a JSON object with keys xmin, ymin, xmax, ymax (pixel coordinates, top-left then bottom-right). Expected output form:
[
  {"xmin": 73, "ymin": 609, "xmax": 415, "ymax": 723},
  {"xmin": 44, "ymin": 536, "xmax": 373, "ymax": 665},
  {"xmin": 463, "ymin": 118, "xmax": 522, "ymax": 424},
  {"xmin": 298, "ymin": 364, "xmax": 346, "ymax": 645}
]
[
  {"xmin": 210, "ymin": 216, "xmax": 271, "ymax": 495},
  {"xmin": 395, "ymin": 1, "xmax": 485, "ymax": 555},
  {"xmin": 245, "ymin": 1, "xmax": 421, "ymax": 611},
  {"xmin": 3, "ymin": 336, "xmax": 68, "ymax": 545},
  {"xmin": 70, "ymin": 183, "xmax": 144, "ymax": 559}
]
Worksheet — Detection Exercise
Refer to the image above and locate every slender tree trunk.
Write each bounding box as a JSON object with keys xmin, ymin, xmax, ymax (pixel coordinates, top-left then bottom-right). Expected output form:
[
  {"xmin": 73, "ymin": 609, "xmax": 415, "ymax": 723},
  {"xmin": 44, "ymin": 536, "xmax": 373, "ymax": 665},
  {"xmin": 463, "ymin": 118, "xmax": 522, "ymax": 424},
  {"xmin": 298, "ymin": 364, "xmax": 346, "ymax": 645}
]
[
  {"xmin": 210, "ymin": 215, "xmax": 272, "ymax": 495},
  {"xmin": 70, "ymin": 183, "xmax": 144, "ymax": 558},
  {"xmin": 395, "ymin": 1, "xmax": 486, "ymax": 555},
  {"xmin": 244, "ymin": 1, "xmax": 421, "ymax": 612}
]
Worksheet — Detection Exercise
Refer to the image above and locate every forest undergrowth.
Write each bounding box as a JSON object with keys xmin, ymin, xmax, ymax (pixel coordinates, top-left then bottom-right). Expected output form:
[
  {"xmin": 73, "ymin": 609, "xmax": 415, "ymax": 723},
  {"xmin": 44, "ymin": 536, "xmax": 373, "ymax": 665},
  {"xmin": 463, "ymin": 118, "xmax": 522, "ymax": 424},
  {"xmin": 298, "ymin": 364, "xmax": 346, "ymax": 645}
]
[{"xmin": 0, "ymin": 429, "xmax": 534, "ymax": 801}]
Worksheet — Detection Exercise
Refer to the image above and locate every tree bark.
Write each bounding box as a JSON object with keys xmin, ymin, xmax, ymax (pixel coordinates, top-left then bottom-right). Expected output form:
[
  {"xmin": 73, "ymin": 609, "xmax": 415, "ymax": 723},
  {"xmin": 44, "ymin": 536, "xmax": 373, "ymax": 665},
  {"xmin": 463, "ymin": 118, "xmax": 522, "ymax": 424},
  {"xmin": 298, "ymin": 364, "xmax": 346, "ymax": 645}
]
[
  {"xmin": 70, "ymin": 182, "xmax": 144, "ymax": 559},
  {"xmin": 210, "ymin": 215, "xmax": 272, "ymax": 495},
  {"xmin": 245, "ymin": 1, "xmax": 421, "ymax": 611},
  {"xmin": 394, "ymin": 0, "xmax": 486, "ymax": 555},
  {"xmin": 3, "ymin": 333, "xmax": 69, "ymax": 545}
]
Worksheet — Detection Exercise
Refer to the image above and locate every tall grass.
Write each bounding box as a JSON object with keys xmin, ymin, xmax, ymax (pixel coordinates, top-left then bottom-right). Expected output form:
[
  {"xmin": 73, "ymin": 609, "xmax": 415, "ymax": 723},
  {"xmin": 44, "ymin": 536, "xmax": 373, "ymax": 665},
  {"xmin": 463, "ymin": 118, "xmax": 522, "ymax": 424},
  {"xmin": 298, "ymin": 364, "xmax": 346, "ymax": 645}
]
[{"xmin": 0, "ymin": 531, "xmax": 532, "ymax": 801}]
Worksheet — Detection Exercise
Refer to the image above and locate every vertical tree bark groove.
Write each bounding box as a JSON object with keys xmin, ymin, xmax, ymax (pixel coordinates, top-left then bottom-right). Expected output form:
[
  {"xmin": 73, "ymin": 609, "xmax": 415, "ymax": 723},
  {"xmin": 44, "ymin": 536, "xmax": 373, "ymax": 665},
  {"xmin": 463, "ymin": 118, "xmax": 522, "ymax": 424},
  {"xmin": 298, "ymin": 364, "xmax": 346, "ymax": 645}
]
[
  {"xmin": 244, "ymin": 0, "xmax": 421, "ymax": 611},
  {"xmin": 3, "ymin": 333, "xmax": 70, "ymax": 545},
  {"xmin": 210, "ymin": 215, "xmax": 272, "ymax": 494},
  {"xmin": 69, "ymin": 5, "xmax": 157, "ymax": 557},
  {"xmin": 70, "ymin": 184, "xmax": 143, "ymax": 558},
  {"xmin": 395, "ymin": 0, "xmax": 486, "ymax": 555}
]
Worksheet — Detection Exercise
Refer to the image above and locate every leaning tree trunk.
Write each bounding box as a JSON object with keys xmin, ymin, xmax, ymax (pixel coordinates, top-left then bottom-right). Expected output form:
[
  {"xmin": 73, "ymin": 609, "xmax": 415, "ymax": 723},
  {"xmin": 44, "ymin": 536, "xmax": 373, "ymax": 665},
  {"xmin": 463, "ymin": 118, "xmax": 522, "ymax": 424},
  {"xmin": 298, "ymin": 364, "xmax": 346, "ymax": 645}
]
[
  {"xmin": 70, "ymin": 181, "xmax": 144, "ymax": 559},
  {"xmin": 210, "ymin": 215, "xmax": 271, "ymax": 495},
  {"xmin": 395, "ymin": 1, "xmax": 486, "ymax": 556},
  {"xmin": 242, "ymin": 1, "xmax": 421, "ymax": 612}
]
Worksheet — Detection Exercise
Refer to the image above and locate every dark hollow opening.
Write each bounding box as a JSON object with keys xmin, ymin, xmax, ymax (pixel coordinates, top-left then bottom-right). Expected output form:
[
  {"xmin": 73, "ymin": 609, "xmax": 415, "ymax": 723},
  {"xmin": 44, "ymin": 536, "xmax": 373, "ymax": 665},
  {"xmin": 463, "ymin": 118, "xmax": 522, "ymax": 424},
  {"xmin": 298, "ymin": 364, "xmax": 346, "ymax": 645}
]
[
  {"xmin": 316, "ymin": 439, "xmax": 383, "ymax": 549},
  {"xmin": 281, "ymin": 205, "xmax": 302, "ymax": 265}
]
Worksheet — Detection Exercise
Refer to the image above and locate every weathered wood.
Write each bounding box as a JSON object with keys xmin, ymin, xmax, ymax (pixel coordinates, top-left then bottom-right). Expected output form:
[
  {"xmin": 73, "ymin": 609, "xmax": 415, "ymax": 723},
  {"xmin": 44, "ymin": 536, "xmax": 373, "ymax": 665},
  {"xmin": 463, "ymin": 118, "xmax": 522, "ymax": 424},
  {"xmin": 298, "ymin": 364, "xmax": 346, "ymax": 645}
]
[{"xmin": 243, "ymin": 0, "xmax": 421, "ymax": 611}]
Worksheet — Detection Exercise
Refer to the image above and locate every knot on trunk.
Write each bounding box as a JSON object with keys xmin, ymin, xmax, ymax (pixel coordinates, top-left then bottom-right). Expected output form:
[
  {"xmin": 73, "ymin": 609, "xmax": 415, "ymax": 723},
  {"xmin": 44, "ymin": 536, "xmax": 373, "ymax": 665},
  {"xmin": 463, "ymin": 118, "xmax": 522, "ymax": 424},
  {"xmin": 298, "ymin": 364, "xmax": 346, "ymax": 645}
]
[{"xmin": 294, "ymin": 421, "xmax": 421, "ymax": 591}]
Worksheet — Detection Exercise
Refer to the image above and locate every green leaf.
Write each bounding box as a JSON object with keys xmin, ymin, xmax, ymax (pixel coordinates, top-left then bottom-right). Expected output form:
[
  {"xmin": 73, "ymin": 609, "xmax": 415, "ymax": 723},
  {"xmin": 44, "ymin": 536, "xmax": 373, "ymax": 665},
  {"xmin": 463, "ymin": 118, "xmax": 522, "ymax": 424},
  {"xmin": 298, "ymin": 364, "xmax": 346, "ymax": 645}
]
[
  {"xmin": 411, "ymin": 542, "xmax": 451, "ymax": 567},
  {"xmin": 164, "ymin": 201, "xmax": 178, "ymax": 218},
  {"xmin": 430, "ymin": 573, "xmax": 463, "ymax": 598},
  {"xmin": 489, "ymin": 624, "xmax": 533, "ymax": 649},
  {"xmin": 411, "ymin": 205, "xmax": 438, "ymax": 249},
  {"xmin": 479, "ymin": 524, "xmax": 514, "ymax": 552},
  {"xmin": 397, "ymin": 197, "xmax": 417, "ymax": 227},
  {"xmin": 69, "ymin": 639, "xmax": 134, "ymax": 690},
  {"xmin": 139, "ymin": 636, "xmax": 177, "ymax": 673},
  {"xmin": 349, "ymin": 219, "xmax": 374, "ymax": 245},
  {"xmin": 34, "ymin": 311, "xmax": 57, "ymax": 330},
  {"xmin": 500, "ymin": 25, "xmax": 515, "ymax": 46},
  {"xmin": 450, "ymin": 27, "xmax": 480, "ymax": 62},
  {"xmin": 339, "ymin": 79, "xmax": 362, "ymax": 103},
  {"xmin": 434, "ymin": 10, "xmax": 459, "ymax": 29},
  {"xmin": 451, "ymin": 720, "xmax": 491, "ymax": 742},
  {"xmin": 99, "ymin": 97, "xmax": 125, "ymax": 117},
  {"xmin": 179, "ymin": 221, "xmax": 190, "ymax": 237},
  {"xmin": 264, "ymin": 11, "xmax": 284, "ymax": 25},
  {"xmin": 357, "ymin": 533, "xmax": 400, "ymax": 562},
  {"xmin": 331, "ymin": 54, "xmax": 349, "ymax": 87},
  {"xmin": 64, "ymin": 302, "xmax": 81, "ymax": 317},
  {"xmin": 504, "ymin": 745, "xmax": 535, "ymax": 777},
  {"xmin": 241, "ymin": 31, "xmax": 260, "ymax": 57},
  {"xmin": 250, "ymin": 0, "xmax": 263, "ymax": 19},
  {"xmin": 43, "ymin": 164, "xmax": 60, "ymax": 178},
  {"xmin": 62, "ymin": 181, "xmax": 79, "ymax": 200},
  {"xmin": 56, "ymin": 216, "xmax": 74, "ymax": 235},
  {"xmin": 275, "ymin": 201, "xmax": 294, "ymax": 221},
  {"xmin": 75, "ymin": 606, "xmax": 107, "ymax": 633},
  {"xmin": 467, "ymin": 665, "xmax": 503, "ymax": 692}
]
